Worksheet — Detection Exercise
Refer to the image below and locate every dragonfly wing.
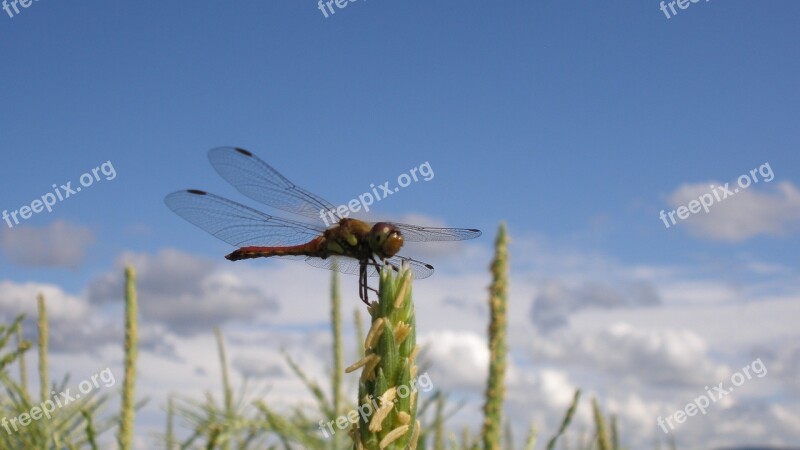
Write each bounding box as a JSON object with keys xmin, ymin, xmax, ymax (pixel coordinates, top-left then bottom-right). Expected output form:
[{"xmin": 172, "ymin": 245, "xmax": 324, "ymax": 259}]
[
  {"xmin": 384, "ymin": 255, "xmax": 435, "ymax": 279},
  {"xmin": 304, "ymin": 256, "xmax": 368, "ymax": 276},
  {"xmin": 164, "ymin": 190, "xmax": 325, "ymax": 247},
  {"xmin": 303, "ymin": 256, "xmax": 433, "ymax": 279},
  {"xmin": 386, "ymin": 223, "xmax": 482, "ymax": 242},
  {"xmin": 208, "ymin": 147, "xmax": 337, "ymax": 222}
]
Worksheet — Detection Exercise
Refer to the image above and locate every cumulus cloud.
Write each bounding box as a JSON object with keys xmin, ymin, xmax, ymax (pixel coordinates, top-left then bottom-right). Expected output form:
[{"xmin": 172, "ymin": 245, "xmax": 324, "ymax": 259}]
[
  {"xmin": 0, "ymin": 280, "xmax": 129, "ymax": 354},
  {"xmin": 87, "ymin": 249, "xmax": 278, "ymax": 335},
  {"xmin": 665, "ymin": 180, "xmax": 800, "ymax": 242},
  {"xmin": 530, "ymin": 280, "xmax": 660, "ymax": 331},
  {"xmin": 0, "ymin": 220, "xmax": 94, "ymax": 268},
  {"xmin": 0, "ymin": 281, "xmax": 88, "ymax": 323},
  {"xmin": 530, "ymin": 323, "xmax": 725, "ymax": 387},
  {"xmin": 419, "ymin": 330, "xmax": 489, "ymax": 390}
]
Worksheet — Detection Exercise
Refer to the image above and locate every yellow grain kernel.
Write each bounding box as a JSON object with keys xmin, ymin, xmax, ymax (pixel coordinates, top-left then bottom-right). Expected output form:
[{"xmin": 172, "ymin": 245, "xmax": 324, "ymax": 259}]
[
  {"xmin": 360, "ymin": 354, "xmax": 382, "ymax": 382},
  {"xmin": 393, "ymin": 275, "xmax": 410, "ymax": 308},
  {"xmin": 369, "ymin": 402, "xmax": 392, "ymax": 432},
  {"xmin": 365, "ymin": 318, "xmax": 385, "ymax": 351},
  {"xmin": 409, "ymin": 420, "xmax": 421, "ymax": 450},
  {"xmin": 397, "ymin": 411, "xmax": 411, "ymax": 425},
  {"xmin": 393, "ymin": 322, "xmax": 410, "ymax": 345},
  {"xmin": 379, "ymin": 425, "xmax": 410, "ymax": 449},
  {"xmin": 379, "ymin": 387, "xmax": 397, "ymax": 406},
  {"xmin": 409, "ymin": 344, "xmax": 420, "ymax": 362},
  {"xmin": 346, "ymin": 353, "xmax": 378, "ymax": 373}
]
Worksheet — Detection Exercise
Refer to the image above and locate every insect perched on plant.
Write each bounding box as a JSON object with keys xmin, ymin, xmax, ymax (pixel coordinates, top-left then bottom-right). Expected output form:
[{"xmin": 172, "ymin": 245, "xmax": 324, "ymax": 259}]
[{"xmin": 164, "ymin": 147, "xmax": 481, "ymax": 303}]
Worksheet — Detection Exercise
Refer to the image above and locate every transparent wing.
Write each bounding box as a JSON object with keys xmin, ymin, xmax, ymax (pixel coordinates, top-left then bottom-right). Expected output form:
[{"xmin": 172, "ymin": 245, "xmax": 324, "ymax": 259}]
[
  {"xmin": 304, "ymin": 255, "xmax": 434, "ymax": 279},
  {"xmin": 385, "ymin": 255, "xmax": 435, "ymax": 279},
  {"xmin": 304, "ymin": 257, "xmax": 368, "ymax": 276},
  {"xmin": 387, "ymin": 223, "xmax": 482, "ymax": 242},
  {"xmin": 208, "ymin": 147, "xmax": 337, "ymax": 222},
  {"xmin": 164, "ymin": 190, "xmax": 325, "ymax": 247}
]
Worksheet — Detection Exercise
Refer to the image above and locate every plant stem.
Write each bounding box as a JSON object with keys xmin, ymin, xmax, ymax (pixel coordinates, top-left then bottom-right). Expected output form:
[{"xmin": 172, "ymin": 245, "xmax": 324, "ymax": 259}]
[
  {"xmin": 482, "ymin": 223, "xmax": 509, "ymax": 450},
  {"xmin": 119, "ymin": 266, "xmax": 138, "ymax": 450}
]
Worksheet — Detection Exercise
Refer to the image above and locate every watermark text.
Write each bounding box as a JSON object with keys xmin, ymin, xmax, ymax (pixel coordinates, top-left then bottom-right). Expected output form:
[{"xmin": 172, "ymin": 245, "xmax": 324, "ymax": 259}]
[{"xmin": 3, "ymin": 160, "xmax": 117, "ymax": 229}]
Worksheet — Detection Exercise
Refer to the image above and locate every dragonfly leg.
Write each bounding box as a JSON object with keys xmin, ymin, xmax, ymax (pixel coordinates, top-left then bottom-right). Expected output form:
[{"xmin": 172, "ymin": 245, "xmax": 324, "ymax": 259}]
[
  {"xmin": 360, "ymin": 257, "xmax": 398, "ymax": 305},
  {"xmin": 359, "ymin": 263, "xmax": 372, "ymax": 305},
  {"xmin": 378, "ymin": 256, "xmax": 403, "ymax": 273}
]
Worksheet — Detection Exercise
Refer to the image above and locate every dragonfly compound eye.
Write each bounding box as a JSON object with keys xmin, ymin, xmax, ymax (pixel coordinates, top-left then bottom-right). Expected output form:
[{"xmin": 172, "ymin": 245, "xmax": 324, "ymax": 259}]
[
  {"xmin": 382, "ymin": 230, "xmax": 403, "ymax": 257},
  {"xmin": 369, "ymin": 223, "xmax": 403, "ymax": 257}
]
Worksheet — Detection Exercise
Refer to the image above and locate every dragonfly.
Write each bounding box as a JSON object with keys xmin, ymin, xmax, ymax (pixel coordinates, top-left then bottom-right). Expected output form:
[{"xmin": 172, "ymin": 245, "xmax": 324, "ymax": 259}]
[{"xmin": 164, "ymin": 147, "xmax": 481, "ymax": 304}]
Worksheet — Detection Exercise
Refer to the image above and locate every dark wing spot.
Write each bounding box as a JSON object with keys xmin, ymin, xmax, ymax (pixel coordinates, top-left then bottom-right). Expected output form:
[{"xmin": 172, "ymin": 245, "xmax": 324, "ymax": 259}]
[
  {"xmin": 187, "ymin": 189, "xmax": 207, "ymax": 195},
  {"xmin": 424, "ymin": 263, "xmax": 434, "ymax": 269},
  {"xmin": 234, "ymin": 148, "xmax": 253, "ymax": 157}
]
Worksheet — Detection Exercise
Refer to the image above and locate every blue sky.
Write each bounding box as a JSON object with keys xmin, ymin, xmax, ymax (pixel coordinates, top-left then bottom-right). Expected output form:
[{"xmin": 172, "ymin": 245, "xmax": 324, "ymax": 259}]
[
  {"xmin": 1, "ymin": 1, "xmax": 799, "ymax": 448},
  {"xmin": 1, "ymin": 0, "xmax": 797, "ymax": 279}
]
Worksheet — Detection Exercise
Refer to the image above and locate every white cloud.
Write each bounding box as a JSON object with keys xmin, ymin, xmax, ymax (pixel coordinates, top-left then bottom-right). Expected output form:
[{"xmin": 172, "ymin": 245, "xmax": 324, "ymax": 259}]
[
  {"xmin": 0, "ymin": 220, "xmax": 94, "ymax": 268},
  {"xmin": 530, "ymin": 323, "xmax": 726, "ymax": 387},
  {"xmin": 420, "ymin": 330, "xmax": 489, "ymax": 390},
  {"xmin": 666, "ymin": 181, "xmax": 800, "ymax": 242},
  {"xmin": 87, "ymin": 249, "xmax": 279, "ymax": 335},
  {"xmin": 530, "ymin": 280, "xmax": 660, "ymax": 331},
  {"xmin": 0, "ymin": 280, "xmax": 127, "ymax": 354},
  {"xmin": 0, "ymin": 280, "xmax": 89, "ymax": 323}
]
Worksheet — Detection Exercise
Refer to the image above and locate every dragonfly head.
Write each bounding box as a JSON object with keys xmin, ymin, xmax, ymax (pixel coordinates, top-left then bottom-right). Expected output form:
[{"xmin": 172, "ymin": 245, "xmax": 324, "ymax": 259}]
[{"xmin": 369, "ymin": 222, "xmax": 403, "ymax": 258}]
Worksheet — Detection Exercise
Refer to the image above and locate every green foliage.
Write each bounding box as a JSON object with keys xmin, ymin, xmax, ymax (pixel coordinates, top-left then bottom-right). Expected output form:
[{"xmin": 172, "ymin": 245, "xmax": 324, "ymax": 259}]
[
  {"xmin": 546, "ymin": 390, "xmax": 581, "ymax": 450},
  {"xmin": 0, "ymin": 306, "xmax": 114, "ymax": 449}
]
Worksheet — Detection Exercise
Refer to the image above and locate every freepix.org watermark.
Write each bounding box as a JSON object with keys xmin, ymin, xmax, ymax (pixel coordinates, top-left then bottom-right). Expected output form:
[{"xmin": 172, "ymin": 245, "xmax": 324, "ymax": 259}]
[
  {"xmin": 318, "ymin": 161, "xmax": 434, "ymax": 226},
  {"xmin": 2, "ymin": 367, "xmax": 116, "ymax": 435},
  {"xmin": 657, "ymin": 358, "xmax": 767, "ymax": 434},
  {"xmin": 2, "ymin": 0, "xmax": 42, "ymax": 19},
  {"xmin": 317, "ymin": 372, "xmax": 433, "ymax": 438},
  {"xmin": 2, "ymin": 160, "xmax": 116, "ymax": 229},
  {"xmin": 316, "ymin": 0, "xmax": 360, "ymax": 19},
  {"xmin": 659, "ymin": 162, "xmax": 774, "ymax": 229},
  {"xmin": 659, "ymin": 0, "xmax": 710, "ymax": 20}
]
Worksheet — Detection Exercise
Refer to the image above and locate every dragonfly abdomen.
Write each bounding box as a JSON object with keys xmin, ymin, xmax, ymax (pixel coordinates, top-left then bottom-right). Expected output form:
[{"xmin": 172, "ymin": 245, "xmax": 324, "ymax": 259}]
[{"xmin": 225, "ymin": 239, "xmax": 323, "ymax": 261}]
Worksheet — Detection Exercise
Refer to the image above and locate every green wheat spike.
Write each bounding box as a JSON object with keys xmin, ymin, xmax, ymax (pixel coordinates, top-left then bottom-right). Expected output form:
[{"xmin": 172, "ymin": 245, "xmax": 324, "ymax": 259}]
[
  {"xmin": 504, "ymin": 421, "xmax": 513, "ymax": 450},
  {"xmin": 118, "ymin": 266, "xmax": 138, "ymax": 450},
  {"xmin": 36, "ymin": 292, "xmax": 52, "ymax": 447},
  {"xmin": 433, "ymin": 393, "xmax": 445, "ymax": 450},
  {"xmin": 610, "ymin": 414, "xmax": 619, "ymax": 450},
  {"xmin": 462, "ymin": 427, "xmax": 475, "ymax": 449},
  {"xmin": 15, "ymin": 320, "xmax": 29, "ymax": 402},
  {"xmin": 37, "ymin": 293, "xmax": 48, "ymax": 404},
  {"xmin": 355, "ymin": 308, "xmax": 366, "ymax": 359},
  {"xmin": 166, "ymin": 396, "xmax": 176, "ymax": 450},
  {"xmin": 348, "ymin": 263, "xmax": 419, "ymax": 450},
  {"xmin": 524, "ymin": 424, "xmax": 538, "ymax": 450},
  {"xmin": 481, "ymin": 223, "xmax": 509, "ymax": 450},
  {"xmin": 592, "ymin": 397, "xmax": 612, "ymax": 450},
  {"xmin": 546, "ymin": 389, "xmax": 581, "ymax": 450},
  {"xmin": 214, "ymin": 326, "xmax": 233, "ymax": 450},
  {"xmin": 82, "ymin": 409, "xmax": 99, "ymax": 450},
  {"xmin": 331, "ymin": 269, "xmax": 344, "ymax": 450}
]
